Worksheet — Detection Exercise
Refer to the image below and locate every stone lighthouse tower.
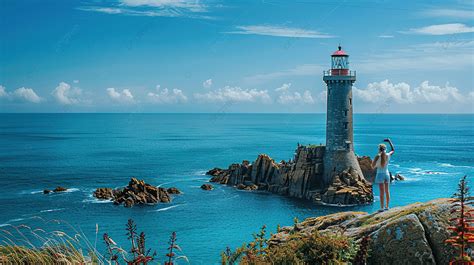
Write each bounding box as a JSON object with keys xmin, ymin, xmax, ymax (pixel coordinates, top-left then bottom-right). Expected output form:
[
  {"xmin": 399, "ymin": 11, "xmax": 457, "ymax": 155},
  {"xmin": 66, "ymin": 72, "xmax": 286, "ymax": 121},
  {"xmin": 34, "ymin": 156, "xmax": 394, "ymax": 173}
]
[{"xmin": 322, "ymin": 46, "xmax": 363, "ymax": 185}]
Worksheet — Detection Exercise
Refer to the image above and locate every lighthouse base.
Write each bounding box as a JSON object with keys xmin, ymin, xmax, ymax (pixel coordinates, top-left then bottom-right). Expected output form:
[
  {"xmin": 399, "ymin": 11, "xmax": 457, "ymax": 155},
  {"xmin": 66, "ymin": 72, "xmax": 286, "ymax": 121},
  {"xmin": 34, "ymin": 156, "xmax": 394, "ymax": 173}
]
[{"xmin": 206, "ymin": 144, "xmax": 373, "ymax": 206}]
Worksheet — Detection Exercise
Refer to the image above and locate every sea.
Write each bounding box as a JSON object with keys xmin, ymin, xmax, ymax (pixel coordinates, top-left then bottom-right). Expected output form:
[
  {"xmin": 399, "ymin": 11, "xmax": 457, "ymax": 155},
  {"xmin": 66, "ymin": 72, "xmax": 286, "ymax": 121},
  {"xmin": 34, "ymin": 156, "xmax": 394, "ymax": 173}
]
[{"xmin": 0, "ymin": 113, "xmax": 473, "ymax": 263}]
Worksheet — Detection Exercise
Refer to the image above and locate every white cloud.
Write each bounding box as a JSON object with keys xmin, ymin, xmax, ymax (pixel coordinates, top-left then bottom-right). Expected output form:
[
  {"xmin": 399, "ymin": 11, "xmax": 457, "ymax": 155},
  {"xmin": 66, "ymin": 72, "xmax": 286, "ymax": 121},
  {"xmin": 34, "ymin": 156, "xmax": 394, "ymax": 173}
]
[
  {"xmin": 107, "ymin": 88, "xmax": 135, "ymax": 103},
  {"xmin": 202, "ymin": 79, "xmax": 213, "ymax": 88},
  {"xmin": 277, "ymin": 90, "xmax": 315, "ymax": 104},
  {"xmin": 0, "ymin": 86, "xmax": 43, "ymax": 103},
  {"xmin": 468, "ymin": 91, "xmax": 474, "ymax": 101},
  {"xmin": 404, "ymin": 23, "xmax": 474, "ymax": 35},
  {"xmin": 356, "ymin": 40, "xmax": 474, "ymax": 73},
  {"xmin": 12, "ymin": 87, "xmax": 43, "ymax": 103},
  {"xmin": 73, "ymin": 80, "xmax": 80, "ymax": 84},
  {"xmin": 225, "ymin": 25, "xmax": 334, "ymax": 38},
  {"xmin": 0, "ymin": 86, "xmax": 7, "ymax": 98},
  {"xmin": 422, "ymin": 9, "xmax": 474, "ymax": 19},
  {"xmin": 378, "ymin": 35, "xmax": 394, "ymax": 38},
  {"xmin": 194, "ymin": 86, "xmax": 271, "ymax": 103},
  {"xmin": 275, "ymin": 83, "xmax": 291, "ymax": 92},
  {"xmin": 52, "ymin": 82, "xmax": 83, "ymax": 105},
  {"xmin": 120, "ymin": 0, "xmax": 206, "ymax": 12},
  {"xmin": 275, "ymin": 83, "xmax": 315, "ymax": 104},
  {"xmin": 147, "ymin": 85, "xmax": 188, "ymax": 104},
  {"xmin": 354, "ymin": 80, "xmax": 466, "ymax": 104},
  {"xmin": 244, "ymin": 64, "xmax": 325, "ymax": 84},
  {"xmin": 78, "ymin": 0, "xmax": 210, "ymax": 18}
]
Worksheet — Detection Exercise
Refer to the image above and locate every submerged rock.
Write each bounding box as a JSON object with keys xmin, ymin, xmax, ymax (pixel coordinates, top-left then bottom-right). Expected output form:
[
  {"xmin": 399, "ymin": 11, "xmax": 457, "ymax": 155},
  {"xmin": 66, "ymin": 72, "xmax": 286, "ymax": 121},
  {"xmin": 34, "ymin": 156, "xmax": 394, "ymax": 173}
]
[
  {"xmin": 201, "ymin": 184, "xmax": 214, "ymax": 190},
  {"xmin": 93, "ymin": 178, "xmax": 178, "ymax": 207},
  {"xmin": 208, "ymin": 145, "xmax": 373, "ymax": 205},
  {"xmin": 167, "ymin": 187, "xmax": 181, "ymax": 194},
  {"xmin": 53, "ymin": 186, "xmax": 68, "ymax": 193},
  {"xmin": 268, "ymin": 198, "xmax": 456, "ymax": 264},
  {"xmin": 43, "ymin": 189, "xmax": 51, "ymax": 194},
  {"xmin": 393, "ymin": 173, "xmax": 405, "ymax": 181}
]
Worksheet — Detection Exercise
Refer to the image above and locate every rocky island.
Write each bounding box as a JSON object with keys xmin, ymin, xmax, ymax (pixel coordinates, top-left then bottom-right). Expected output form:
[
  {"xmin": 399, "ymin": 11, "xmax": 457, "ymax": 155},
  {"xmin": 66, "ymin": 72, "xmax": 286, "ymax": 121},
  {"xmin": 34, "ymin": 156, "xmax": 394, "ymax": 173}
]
[
  {"xmin": 94, "ymin": 178, "xmax": 180, "ymax": 207},
  {"xmin": 207, "ymin": 144, "xmax": 374, "ymax": 205}
]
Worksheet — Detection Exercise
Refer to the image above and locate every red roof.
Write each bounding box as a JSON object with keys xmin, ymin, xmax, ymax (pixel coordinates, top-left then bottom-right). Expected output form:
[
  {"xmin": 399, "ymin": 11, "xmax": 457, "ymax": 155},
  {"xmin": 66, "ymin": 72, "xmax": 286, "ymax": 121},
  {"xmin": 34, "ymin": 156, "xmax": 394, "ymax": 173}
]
[{"xmin": 332, "ymin": 46, "xmax": 348, "ymax": 56}]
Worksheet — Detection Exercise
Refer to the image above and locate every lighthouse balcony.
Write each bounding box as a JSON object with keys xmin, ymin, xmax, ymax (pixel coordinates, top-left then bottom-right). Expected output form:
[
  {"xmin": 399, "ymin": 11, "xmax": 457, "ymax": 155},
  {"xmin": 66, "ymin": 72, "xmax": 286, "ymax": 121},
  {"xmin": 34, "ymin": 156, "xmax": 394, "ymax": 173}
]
[
  {"xmin": 323, "ymin": 70, "xmax": 356, "ymax": 77},
  {"xmin": 323, "ymin": 70, "xmax": 356, "ymax": 82}
]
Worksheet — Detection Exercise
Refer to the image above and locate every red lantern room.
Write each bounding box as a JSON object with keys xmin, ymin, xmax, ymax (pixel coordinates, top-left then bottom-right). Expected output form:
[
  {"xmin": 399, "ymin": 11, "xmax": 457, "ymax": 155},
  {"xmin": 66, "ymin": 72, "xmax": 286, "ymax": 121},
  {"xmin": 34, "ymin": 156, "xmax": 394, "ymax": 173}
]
[{"xmin": 331, "ymin": 45, "xmax": 349, "ymax": 76}]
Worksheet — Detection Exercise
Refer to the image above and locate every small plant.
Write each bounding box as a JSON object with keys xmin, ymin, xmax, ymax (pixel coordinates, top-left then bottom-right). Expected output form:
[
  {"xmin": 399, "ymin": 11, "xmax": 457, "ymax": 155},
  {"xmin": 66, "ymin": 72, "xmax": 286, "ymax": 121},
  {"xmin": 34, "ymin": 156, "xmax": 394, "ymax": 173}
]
[
  {"xmin": 104, "ymin": 219, "xmax": 156, "ymax": 264},
  {"xmin": 165, "ymin": 231, "xmax": 188, "ymax": 265},
  {"xmin": 446, "ymin": 175, "xmax": 474, "ymax": 265},
  {"xmin": 353, "ymin": 236, "xmax": 370, "ymax": 265}
]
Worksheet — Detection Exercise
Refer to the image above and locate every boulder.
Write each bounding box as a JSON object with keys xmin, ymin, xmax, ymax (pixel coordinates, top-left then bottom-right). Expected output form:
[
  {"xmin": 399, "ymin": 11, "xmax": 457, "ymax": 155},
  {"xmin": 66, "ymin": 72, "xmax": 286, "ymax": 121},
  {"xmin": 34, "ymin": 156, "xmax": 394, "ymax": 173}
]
[
  {"xmin": 93, "ymin": 178, "xmax": 176, "ymax": 207},
  {"xmin": 357, "ymin": 156, "xmax": 375, "ymax": 182},
  {"xmin": 53, "ymin": 186, "xmax": 68, "ymax": 193},
  {"xmin": 94, "ymin": 188, "xmax": 114, "ymax": 200},
  {"xmin": 201, "ymin": 184, "xmax": 214, "ymax": 190},
  {"xmin": 395, "ymin": 173, "xmax": 405, "ymax": 181},
  {"xmin": 167, "ymin": 187, "xmax": 181, "ymax": 194},
  {"xmin": 43, "ymin": 189, "xmax": 51, "ymax": 194},
  {"xmin": 267, "ymin": 198, "xmax": 456, "ymax": 264}
]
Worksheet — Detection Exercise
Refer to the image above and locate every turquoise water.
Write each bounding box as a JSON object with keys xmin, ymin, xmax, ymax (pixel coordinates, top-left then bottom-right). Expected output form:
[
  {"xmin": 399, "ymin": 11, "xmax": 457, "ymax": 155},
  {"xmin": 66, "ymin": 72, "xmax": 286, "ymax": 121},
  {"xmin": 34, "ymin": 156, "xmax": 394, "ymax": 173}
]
[{"xmin": 0, "ymin": 113, "xmax": 473, "ymax": 263}]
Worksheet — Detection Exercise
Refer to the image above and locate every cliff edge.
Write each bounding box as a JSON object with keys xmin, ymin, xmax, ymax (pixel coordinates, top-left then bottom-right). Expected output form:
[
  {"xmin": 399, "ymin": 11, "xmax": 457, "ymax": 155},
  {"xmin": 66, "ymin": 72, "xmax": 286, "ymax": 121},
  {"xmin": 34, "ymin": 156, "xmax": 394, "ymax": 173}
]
[{"xmin": 269, "ymin": 198, "xmax": 456, "ymax": 264}]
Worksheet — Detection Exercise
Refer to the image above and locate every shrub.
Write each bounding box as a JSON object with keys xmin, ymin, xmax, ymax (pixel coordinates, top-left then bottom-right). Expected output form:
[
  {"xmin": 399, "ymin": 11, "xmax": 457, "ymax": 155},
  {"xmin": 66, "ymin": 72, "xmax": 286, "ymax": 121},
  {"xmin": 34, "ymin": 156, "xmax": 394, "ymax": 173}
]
[{"xmin": 446, "ymin": 175, "xmax": 474, "ymax": 265}]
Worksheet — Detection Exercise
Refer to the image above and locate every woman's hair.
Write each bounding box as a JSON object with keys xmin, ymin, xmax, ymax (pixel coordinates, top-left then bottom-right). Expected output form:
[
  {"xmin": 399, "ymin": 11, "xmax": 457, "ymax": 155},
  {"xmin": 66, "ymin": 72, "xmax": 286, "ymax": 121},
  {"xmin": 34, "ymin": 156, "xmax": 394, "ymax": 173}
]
[{"xmin": 378, "ymin": 144, "xmax": 387, "ymax": 167}]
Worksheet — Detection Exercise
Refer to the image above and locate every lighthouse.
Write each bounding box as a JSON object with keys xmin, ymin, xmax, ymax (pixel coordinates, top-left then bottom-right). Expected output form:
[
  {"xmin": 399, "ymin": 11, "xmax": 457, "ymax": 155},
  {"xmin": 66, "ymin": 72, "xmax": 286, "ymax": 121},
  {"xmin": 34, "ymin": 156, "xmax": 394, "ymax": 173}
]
[{"xmin": 322, "ymin": 46, "xmax": 363, "ymax": 185}]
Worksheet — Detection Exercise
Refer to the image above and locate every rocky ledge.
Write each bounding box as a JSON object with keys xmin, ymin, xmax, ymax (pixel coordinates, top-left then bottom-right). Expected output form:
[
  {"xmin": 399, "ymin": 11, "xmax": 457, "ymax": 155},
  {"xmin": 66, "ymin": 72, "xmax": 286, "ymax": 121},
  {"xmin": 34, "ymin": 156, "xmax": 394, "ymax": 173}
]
[
  {"xmin": 94, "ymin": 178, "xmax": 180, "ymax": 207},
  {"xmin": 269, "ymin": 198, "xmax": 456, "ymax": 264},
  {"xmin": 43, "ymin": 186, "xmax": 68, "ymax": 194},
  {"xmin": 207, "ymin": 145, "xmax": 373, "ymax": 205}
]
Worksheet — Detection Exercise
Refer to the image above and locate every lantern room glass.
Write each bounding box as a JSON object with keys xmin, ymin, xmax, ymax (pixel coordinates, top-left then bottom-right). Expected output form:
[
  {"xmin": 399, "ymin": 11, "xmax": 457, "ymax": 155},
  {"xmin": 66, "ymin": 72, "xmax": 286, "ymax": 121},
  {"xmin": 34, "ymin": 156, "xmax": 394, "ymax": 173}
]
[{"xmin": 331, "ymin": 56, "xmax": 349, "ymax": 69}]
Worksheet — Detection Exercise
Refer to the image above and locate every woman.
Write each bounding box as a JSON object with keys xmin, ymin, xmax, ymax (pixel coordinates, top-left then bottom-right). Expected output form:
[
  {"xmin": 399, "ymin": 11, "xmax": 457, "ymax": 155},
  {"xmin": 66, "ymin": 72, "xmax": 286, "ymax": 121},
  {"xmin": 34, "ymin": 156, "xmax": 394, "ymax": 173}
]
[{"xmin": 372, "ymin": 138, "xmax": 395, "ymax": 211}]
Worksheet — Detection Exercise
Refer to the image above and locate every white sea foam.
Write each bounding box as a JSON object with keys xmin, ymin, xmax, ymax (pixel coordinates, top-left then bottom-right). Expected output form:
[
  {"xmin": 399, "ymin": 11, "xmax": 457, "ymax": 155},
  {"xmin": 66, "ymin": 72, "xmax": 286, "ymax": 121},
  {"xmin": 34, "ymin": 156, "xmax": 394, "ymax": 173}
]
[
  {"xmin": 152, "ymin": 204, "xmax": 182, "ymax": 212},
  {"xmin": 438, "ymin": 163, "xmax": 473, "ymax": 169},
  {"xmin": 40, "ymin": 208, "xmax": 64, "ymax": 213},
  {"xmin": 194, "ymin": 170, "xmax": 207, "ymax": 176}
]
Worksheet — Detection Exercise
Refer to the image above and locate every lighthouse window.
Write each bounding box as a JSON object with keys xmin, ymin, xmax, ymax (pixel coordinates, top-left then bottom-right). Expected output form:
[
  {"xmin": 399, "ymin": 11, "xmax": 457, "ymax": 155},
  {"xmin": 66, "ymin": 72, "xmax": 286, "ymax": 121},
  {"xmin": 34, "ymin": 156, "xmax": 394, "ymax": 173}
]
[
  {"xmin": 349, "ymin": 98, "xmax": 352, "ymax": 105},
  {"xmin": 344, "ymin": 109, "xmax": 348, "ymax": 117},
  {"xmin": 346, "ymin": 143, "xmax": 351, "ymax": 149},
  {"xmin": 344, "ymin": 122, "xmax": 348, "ymax": 129}
]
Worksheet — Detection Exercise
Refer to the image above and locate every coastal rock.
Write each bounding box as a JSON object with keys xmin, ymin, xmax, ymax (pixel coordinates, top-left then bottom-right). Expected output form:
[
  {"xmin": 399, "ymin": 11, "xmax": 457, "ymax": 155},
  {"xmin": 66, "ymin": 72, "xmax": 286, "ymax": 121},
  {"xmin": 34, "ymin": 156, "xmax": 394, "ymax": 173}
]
[
  {"xmin": 357, "ymin": 156, "xmax": 375, "ymax": 182},
  {"xmin": 53, "ymin": 186, "xmax": 68, "ymax": 193},
  {"xmin": 167, "ymin": 187, "xmax": 181, "ymax": 194},
  {"xmin": 394, "ymin": 173, "xmax": 405, "ymax": 181},
  {"xmin": 267, "ymin": 198, "xmax": 456, "ymax": 264},
  {"xmin": 93, "ymin": 178, "xmax": 177, "ymax": 207},
  {"xmin": 43, "ymin": 189, "xmax": 51, "ymax": 194},
  {"xmin": 208, "ymin": 145, "xmax": 373, "ymax": 206},
  {"xmin": 94, "ymin": 188, "xmax": 114, "ymax": 200},
  {"xmin": 201, "ymin": 184, "xmax": 214, "ymax": 190},
  {"xmin": 320, "ymin": 168, "xmax": 373, "ymax": 205}
]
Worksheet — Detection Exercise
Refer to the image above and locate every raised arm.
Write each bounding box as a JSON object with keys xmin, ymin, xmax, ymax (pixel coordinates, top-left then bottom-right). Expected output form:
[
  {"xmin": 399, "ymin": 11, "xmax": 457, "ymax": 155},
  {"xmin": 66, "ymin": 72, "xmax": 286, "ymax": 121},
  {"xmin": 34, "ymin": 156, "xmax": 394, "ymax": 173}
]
[{"xmin": 384, "ymin": 138, "xmax": 395, "ymax": 155}]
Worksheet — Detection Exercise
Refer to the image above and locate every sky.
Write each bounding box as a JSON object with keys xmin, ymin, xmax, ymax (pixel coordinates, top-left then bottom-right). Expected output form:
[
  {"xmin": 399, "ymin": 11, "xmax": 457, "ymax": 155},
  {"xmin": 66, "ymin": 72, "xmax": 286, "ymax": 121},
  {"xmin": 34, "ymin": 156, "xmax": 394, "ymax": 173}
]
[{"xmin": 0, "ymin": 0, "xmax": 473, "ymax": 113}]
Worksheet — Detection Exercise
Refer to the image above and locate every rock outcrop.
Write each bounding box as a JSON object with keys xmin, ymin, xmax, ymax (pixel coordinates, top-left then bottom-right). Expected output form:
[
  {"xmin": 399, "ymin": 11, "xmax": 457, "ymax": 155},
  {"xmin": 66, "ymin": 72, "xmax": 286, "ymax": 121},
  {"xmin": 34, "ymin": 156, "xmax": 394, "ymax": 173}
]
[
  {"xmin": 200, "ymin": 184, "xmax": 214, "ymax": 190},
  {"xmin": 43, "ymin": 186, "xmax": 68, "ymax": 194},
  {"xmin": 269, "ymin": 198, "xmax": 456, "ymax": 264},
  {"xmin": 94, "ymin": 178, "xmax": 180, "ymax": 207},
  {"xmin": 208, "ymin": 145, "xmax": 373, "ymax": 205}
]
